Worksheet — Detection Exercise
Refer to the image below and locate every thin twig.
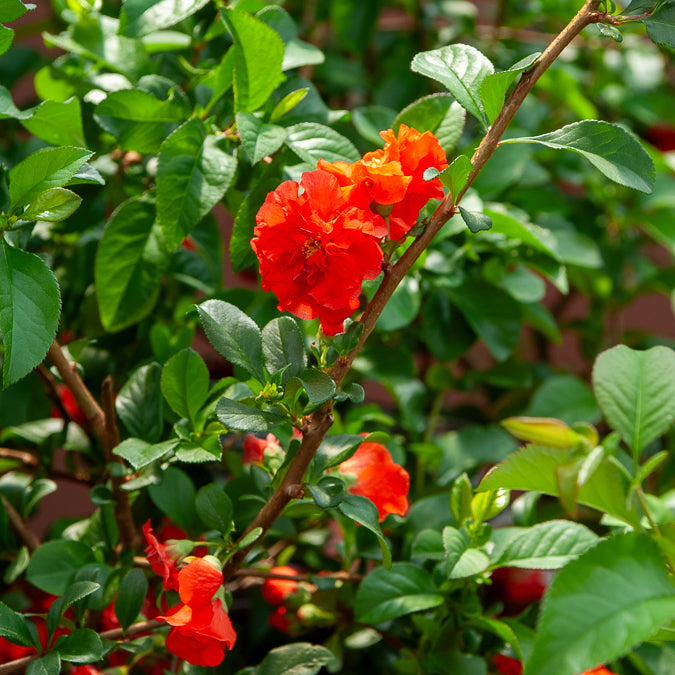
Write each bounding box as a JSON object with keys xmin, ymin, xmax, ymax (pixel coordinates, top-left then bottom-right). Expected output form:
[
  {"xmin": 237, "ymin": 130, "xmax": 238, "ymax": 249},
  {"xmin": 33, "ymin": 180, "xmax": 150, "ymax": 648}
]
[
  {"xmin": 1, "ymin": 495, "xmax": 40, "ymax": 552},
  {"xmin": 0, "ymin": 446, "xmax": 93, "ymax": 484}
]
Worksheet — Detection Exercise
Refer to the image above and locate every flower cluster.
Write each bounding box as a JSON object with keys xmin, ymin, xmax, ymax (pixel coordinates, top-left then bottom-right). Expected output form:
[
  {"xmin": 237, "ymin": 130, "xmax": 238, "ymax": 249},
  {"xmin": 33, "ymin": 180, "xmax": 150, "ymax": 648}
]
[
  {"xmin": 143, "ymin": 522, "xmax": 236, "ymax": 667},
  {"xmin": 492, "ymin": 655, "xmax": 617, "ymax": 675},
  {"xmin": 252, "ymin": 125, "xmax": 447, "ymax": 335}
]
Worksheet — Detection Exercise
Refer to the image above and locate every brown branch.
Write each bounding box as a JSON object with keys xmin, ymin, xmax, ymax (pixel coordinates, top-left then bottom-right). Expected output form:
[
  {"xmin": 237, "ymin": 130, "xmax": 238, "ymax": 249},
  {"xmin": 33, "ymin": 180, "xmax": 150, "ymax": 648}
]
[
  {"xmin": 47, "ymin": 342, "xmax": 139, "ymax": 549},
  {"xmin": 0, "ymin": 446, "xmax": 93, "ymax": 484},
  {"xmin": 232, "ymin": 568, "xmax": 363, "ymax": 583},
  {"xmin": 1, "ymin": 495, "xmax": 40, "ymax": 552}
]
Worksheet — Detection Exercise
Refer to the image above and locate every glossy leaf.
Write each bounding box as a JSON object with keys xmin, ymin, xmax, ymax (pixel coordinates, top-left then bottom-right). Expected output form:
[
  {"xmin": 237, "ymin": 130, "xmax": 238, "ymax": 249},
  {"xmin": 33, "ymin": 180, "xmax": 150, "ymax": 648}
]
[
  {"xmin": 114, "ymin": 438, "xmax": 176, "ymax": 470},
  {"xmin": 47, "ymin": 580, "xmax": 100, "ymax": 636},
  {"xmin": 0, "ymin": 240, "xmax": 61, "ymax": 387},
  {"xmin": 161, "ymin": 348, "xmax": 209, "ymax": 424},
  {"xmin": 338, "ymin": 494, "xmax": 392, "ymax": 568},
  {"xmin": 115, "ymin": 568, "xmax": 148, "ymax": 631},
  {"xmin": 593, "ymin": 345, "xmax": 675, "ymax": 455},
  {"xmin": 26, "ymin": 540, "xmax": 95, "ymax": 595},
  {"xmin": 411, "ymin": 44, "xmax": 494, "ymax": 126},
  {"xmin": 307, "ymin": 476, "xmax": 346, "ymax": 509},
  {"xmin": 120, "ymin": 0, "xmax": 211, "ymax": 37},
  {"xmin": 253, "ymin": 642, "xmax": 335, "ymax": 675},
  {"xmin": 285, "ymin": 122, "xmax": 360, "ymax": 164},
  {"xmin": 313, "ymin": 434, "xmax": 363, "ymax": 473},
  {"xmin": 26, "ymin": 653, "xmax": 61, "ymax": 675},
  {"xmin": 157, "ymin": 118, "xmax": 237, "ymax": 250},
  {"xmin": 0, "ymin": 601, "xmax": 38, "ymax": 648},
  {"xmin": 20, "ymin": 98, "xmax": 85, "ymax": 147},
  {"xmin": 55, "ymin": 628, "xmax": 103, "ymax": 663},
  {"xmin": 217, "ymin": 397, "xmax": 286, "ymax": 433},
  {"xmin": 0, "ymin": 0, "xmax": 31, "ymax": 22},
  {"xmin": 196, "ymin": 483, "xmax": 234, "ymax": 533},
  {"xmin": 148, "ymin": 466, "xmax": 195, "ymax": 531},
  {"xmin": 236, "ymin": 112, "xmax": 287, "ymax": 164},
  {"xmin": 221, "ymin": 7, "xmax": 284, "ymax": 112},
  {"xmin": 526, "ymin": 533, "xmax": 675, "ymax": 675},
  {"xmin": 115, "ymin": 363, "xmax": 164, "ymax": 443},
  {"xmin": 262, "ymin": 316, "xmax": 307, "ymax": 382},
  {"xmin": 443, "ymin": 526, "xmax": 470, "ymax": 576},
  {"xmin": 95, "ymin": 198, "xmax": 169, "ymax": 332},
  {"xmin": 354, "ymin": 563, "xmax": 444, "ymax": 623},
  {"xmin": 439, "ymin": 154, "xmax": 472, "ymax": 200},
  {"xmin": 502, "ymin": 120, "xmax": 655, "ymax": 193},
  {"xmin": 459, "ymin": 206, "xmax": 492, "ymax": 233},
  {"xmin": 642, "ymin": 4, "xmax": 675, "ymax": 49},
  {"xmin": 21, "ymin": 187, "xmax": 82, "ymax": 222}
]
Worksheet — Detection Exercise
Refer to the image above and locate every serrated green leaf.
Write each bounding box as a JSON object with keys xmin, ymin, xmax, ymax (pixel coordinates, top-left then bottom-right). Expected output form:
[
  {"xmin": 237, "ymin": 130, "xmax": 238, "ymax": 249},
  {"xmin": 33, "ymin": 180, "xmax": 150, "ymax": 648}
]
[
  {"xmin": 47, "ymin": 580, "xmax": 100, "ymax": 636},
  {"xmin": 157, "ymin": 118, "xmax": 237, "ymax": 250},
  {"xmin": 55, "ymin": 628, "xmax": 103, "ymax": 664},
  {"xmin": 285, "ymin": 122, "xmax": 360, "ymax": 164},
  {"xmin": 161, "ymin": 348, "xmax": 209, "ymax": 424},
  {"xmin": 262, "ymin": 316, "xmax": 307, "ymax": 382},
  {"xmin": 148, "ymin": 466, "xmax": 195, "ymax": 531},
  {"xmin": 502, "ymin": 120, "xmax": 655, "ymax": 193},
  {"xmin": 642, "ymin": 4, "xmax": 675, "ymax": 48},
  {"xmin": 0, "ymin": 601, "xmax": 39, "ymax": 648},
  {"xmin": 221, "ymin": 7, "xmax": 284, "ymax": 113},
  {"xmin": 120, "ymin": 0, "xmax": 210, "ymax": 37},
  {"xmin": 8, "ymin": 146, "xmax": 93, "ymax": 212},
  {"xmin": 216, "ymin": 397, "xmax": 286, "ymax": 433},
  {"xmin": 314, "ymin": 434, "xmax": 363, "ymax": 473},
  {"xmin": 26, "ymin": 652, "xmax": 61, "ymax": 675},
  {"xmin": 354, "ymin": 563, "xmax": 443, "ymax": 623},
  {"xmin": 338, "ymin": 494, "xmax": 392, "ymax": 568},
  {"xmin": 115, "ymin": 363, "xmax": 164, "ymax": 443},
  {"xmin": 196, "ymin": 483, "xmax": 233, "ymax": 533},
  {"xmin": 115, "ymin": 569, "xmax": 147, "ymax": 631},
  {"xmin": 479, "ymin": 444, "xmax": 640, "ymax": 527},
  {"xmin": 593, "ymin": 345, "xmax": 675, "ymax": 456},
  {"xmin": 236, "ymin": 112, "xmax": 287, "ymax": 164},
  {"xmin": 526, "ymin": 533, "xmax": 675, "ymax": 675},
  {"xmin": 0, "ymin": 0, "xmax": 31, "ymax": 23},
  {"xmin": 94, "ymin": 198, "xmax": 169, "ymax": 332},
  {"xmin": 307, "ymin": 476, "xmax": 346, "ymax": 509},
  {"xmin": 443, "ymin": 526, "xmax": 470, "ymax": 576},
  {"xmin": 494, "ymin": 520, "xmax": 598, "ymax": 569},
  {"xmin": 114, "ymin": 437, "xmax": 176, "ymax": 471},
  {"xmin": 26, "ymin": 540, "xmax": 95, "ymax": 595},
  {"xmin": 411, "ymin": 44, "xmax": 494, "ymax": 127},
  {"xmin": 439, "ymin": 155, "xmax": 472, "ymax": 199},
  {"xmin": 252, "ymin": 642, "xmax": 335, "ymax": 675},
  {"xmin": 0, "ymin": 83, "xmax": 31, "ymax": 119},
  {"xmin": 197, "ymin": 299, "xmax": 265, "ymax": 380},
  {"xmin": 295, "ymin": 367, "xmax": 336, "ymax": 408},
  {"xmin": 20, "ymin": 98, "xmax": 85, "ymax": 147},
  {"xmin": 394, "ymin": 93, "xmax": 466, "ymax": 155},
  {"xmin": 21, "ymin": 187, "xmax": 82, "ymax": 223},
  {"xmin": 0, "ymin": 241, "xmax": 61, "ymax": 387}
]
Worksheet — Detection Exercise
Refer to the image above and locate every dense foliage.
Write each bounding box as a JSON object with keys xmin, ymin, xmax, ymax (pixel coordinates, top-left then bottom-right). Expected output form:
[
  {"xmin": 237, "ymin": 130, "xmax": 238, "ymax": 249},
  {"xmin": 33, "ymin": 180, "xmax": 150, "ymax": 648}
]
[{"xmin": 1, "ymin": 1, "xmax": 675, "ymax": 674}]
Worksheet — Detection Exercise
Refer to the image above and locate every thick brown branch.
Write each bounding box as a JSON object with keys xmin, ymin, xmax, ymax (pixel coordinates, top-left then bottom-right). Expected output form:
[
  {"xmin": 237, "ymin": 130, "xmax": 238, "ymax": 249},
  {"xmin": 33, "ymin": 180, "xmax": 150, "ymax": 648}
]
[{"xmin": 47, "ymin": 342, "xmax": 139, "ymax": 549}]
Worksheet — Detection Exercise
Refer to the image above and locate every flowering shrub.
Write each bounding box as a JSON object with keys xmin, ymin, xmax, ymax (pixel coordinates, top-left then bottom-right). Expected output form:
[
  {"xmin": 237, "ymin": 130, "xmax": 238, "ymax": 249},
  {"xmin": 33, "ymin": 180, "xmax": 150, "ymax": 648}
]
[{"xmin": 0, "ymin": 1, "xmax": 674, "ymax": 675}]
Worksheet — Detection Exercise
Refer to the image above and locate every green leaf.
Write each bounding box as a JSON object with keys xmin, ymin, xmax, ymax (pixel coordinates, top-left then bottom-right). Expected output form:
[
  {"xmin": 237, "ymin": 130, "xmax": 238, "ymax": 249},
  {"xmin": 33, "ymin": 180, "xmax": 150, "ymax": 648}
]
[
  {"xmin": 47, "ymin": 580, "xmax": 100, "ymax": 636},
  {"xmin": 0, "ymin": 0, "xmax": 31, "ymax": 22},
  {"xmin": 161, "ymin": 348, "xmax": 209, "ymax": 424},
  {"xmin": 148, "ymin": 466, "xmax": 195, "ymax": 531},
  {"xmin": 0, "ymin": 241, "xmax": 61, "ymax": 387},
  {"xmin": 20, "ymin": 98, "xmax": 85, "ymax": 147},
  {"xmin": 285, "ymin": 122, "xmax": 361, "ymax": 164},
  {"xmin": 157, "ymin": 118, "xmax": 237, "ymax": 250},
  {"xmin": 0, "ymin": 601, "xmax": 39, "ymax": 648},
  {"xmin": 0, "ymin": 83, "xmax": 31, "ymax": 119},
  {"xmin": 270, "ymin": 88, "xmax": 309, "ymax": 123},
  {"xmin": 252, "ymin": 642, "xmax": 335, "ymax": 675},
  {"xmin": 94, "ymin": 89, "xmax": 187, "ymax": 154},
  {"xmin": 197, "ymin": 299, "xmax": 265, "ymax": 381},
  {"xmin": 502, "ymin": 120, "xmax": 655, "ymax": 194},
  {"xmin": 352, "ymin": 105, "xmax": 397, "ymax": 147},
  {"xmin": 642, "ymin": 4, "xmax": 675, "ymax": 49},
  {"xmin": 114, "ymin": 438, "xmax": 176, "ymax": 470},
  {"xmin": 21, "ymin": 187, "xmax": 82, "ymax": 223},
  {"xmin": 314, "ymin": 434, "xmax": 363, "ymax": 473},
  {"xmin": 120, "ymin": 0, "xmax": 210, "ymax": 37},
  {"xmin": 376, "ymin": 276, "xmax": 421, "ymax": 332},
  {"xmin": 295, "ymin": 367, "xmax": 336, "ymax": 408},
  {"xmin": 439, "ymin": 155, "xmax": 472, "ymax": 200},
  {"xmin": 26, "ymin": 652, "xmax": 61, "ymax": 675},
  {"xmin": 354, "ymin": 563, "xmax": 444, "ymax": 623},
  {"xmin": 393, "ymin": 93, "xmax": 466, "ymax": 154},
  {"xmin": 597, "ymin": 22, "xmax": 623, "ymax": 41},
  {"xmin": 443, "ymin": 526, "xmax": 470, "ymax": 576},
  {"xmin": 338, "ymin": 494, "xmax": 392, "ymax": 569},
  {"xmin": 115, "ymin": 363, "xmax": 164, "ymax": 443},
  {"xmin": 262, "ymin": 316, "xmax": 307, "ymax": 383},
  {"xmin": 221, "ymin": 7, "xmax": 284, "ymax": 113},
  {"xmin": 95, "ymin": 198, "xmax": 169, "ymax": 332},
  {"xmin": 593, "ymin": 345, "xmax": 675, "ymax": 455},
  {"xmin": 307, "ymin": 476, "xmax": 346, "ymax": 509},
  {"xmin": 493, "ymin": 520, "xmax": 598, "ymax": 569},
  {"xmin": 450, "ymin": 548, "xmax": 491, "ymax": 579},
  {"xmin": 480, "ymin": 52, "xmax": 540, "ymax": 125},
  {"xmin": 526, "ymin": 374, "xmax": 601, "ymax": 426},
  {"xmin": 459, "ymin": 206, "xmax": 492, "ymax": 233},
  {"xmin": 479, "ymin": 444, "xmax": 640, "ymax": 527},
  {"xmin": 55, "ymin": 628, "xmax": 103, "ymax": 664},
  {"xmin": 411, "ymin": 44, "xmax": 494, "ymax": 127},
  {"xmin": 236, "ymin": 112, "xmax": 287, "ymax": 165},
  {"xmin": 8, "ymin": 146, "xmax": 93, "ymax": 212},
  {"xmin": 26, "ymin": 540, "xmax": 95, "ymax": 595},
  {"xmin": 216, "ymin": 397, "xmax": 286, "ymax": 433},
  {"xmin": 447, "ymin": 283, "xmax": 521, "ymax": 362},
  {"xmin": 115, "ymin": 568, "xmax": 148, "ymax": 631},
  {"xmin": 525, "ymin": 533, "xmax": 675, "ymax": 675},
  {"xmin": 196, "ymin": 483, "xmax": 234, "ymax": 534}
]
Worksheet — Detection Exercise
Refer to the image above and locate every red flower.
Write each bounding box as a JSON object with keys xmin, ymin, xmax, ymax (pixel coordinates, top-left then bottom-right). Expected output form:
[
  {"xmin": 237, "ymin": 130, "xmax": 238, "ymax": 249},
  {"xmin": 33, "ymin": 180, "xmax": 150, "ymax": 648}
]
[
  {"xmin": 143, "ymin": 520, "xmax": 181, "ymax": 592},
  {"xmin": 268, "ymin": 606, "xmax": 293, "ymax": 633},
  {"xmin": 50, "ymin": 384, "xmax": 89, "ymax": 428},
  {"xmin": 243, "ymin": 433, "xmax": 284, "ymax": 464},
  {"xmin": 252, "ymin": 170, "xmax": 387, "ymax": 336},
  {"xmin": 491, "ymin": 568, "xmax": 548, "ymax": 609},
  {"xmin": 261, "ymin": 566, "xmax": 300, "ymax": 606},
  {"xmin": 581, "ymin": 669, "xmax": 617, "ymax": 675},
  {"xmin": 319, "ymin": 124, "xmax": 447, "ymax": 241},
  {"xmin": 158, "ymin": 557, "xmax": 236, "ymax": 668},
  {"xmin": 338, "ymin": 441, "xmax": 409, "ymax": 521},
  {"xmin": 493, "ymin": 654, "xmax": 523, "ymax": 675},
  {"xmin": 70, "ymin": 667, "xmax": 103, "ymax": 675}
]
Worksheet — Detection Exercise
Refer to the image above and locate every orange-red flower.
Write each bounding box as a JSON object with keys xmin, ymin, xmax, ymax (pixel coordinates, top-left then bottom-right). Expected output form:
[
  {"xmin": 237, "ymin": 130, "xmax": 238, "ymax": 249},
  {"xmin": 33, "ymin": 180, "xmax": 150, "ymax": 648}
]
[
  {"xmin": 158, "ymin": 557, "xmax": 236, "ymax": 668},
  {"xmin": 243, "ymin": 433, "xmax": 284, "ymax": 464},
  {"xmin": 581, "ymin": 669, "xmax": 617, "ymax": 675},
  {"xmin": 319, "ymin": 124, "xmax": 447, "ymax": 241},
  {"xmin": 261, "ymin": 566, "xmax": 300, "ymax": 606},
  {"xmin": 493, "ymin": 654, "xmax": 523, "ymax": 675},
  {"xmin": 338, "ymin": 441, "xmax": 409, "ymax": 521},
  {"xmin": 252, "ymin": 170, "xmax": 386, "ymax": 336},
  {"xmin": 143, "ymin": 521, "xmax": 180, "ymax": 592}
]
